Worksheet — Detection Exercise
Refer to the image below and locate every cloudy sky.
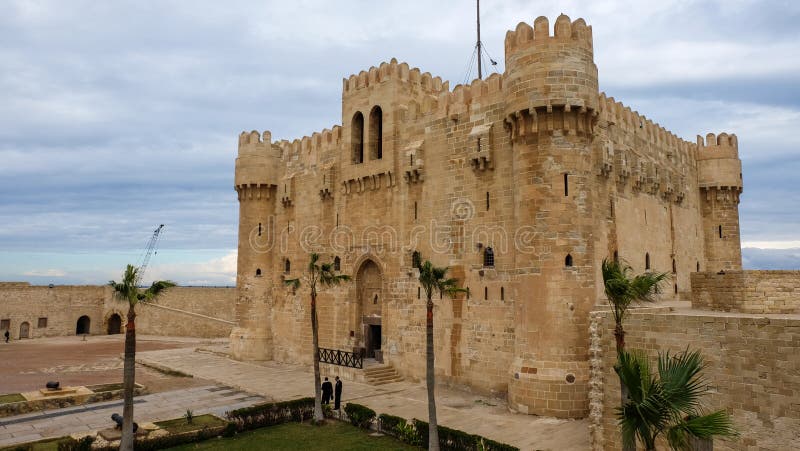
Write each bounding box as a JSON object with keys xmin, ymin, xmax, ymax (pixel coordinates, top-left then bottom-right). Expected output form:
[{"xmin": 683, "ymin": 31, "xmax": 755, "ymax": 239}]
[{"xmin": 1, "ymin": 0, "xmax": 798, "ymax": 286}]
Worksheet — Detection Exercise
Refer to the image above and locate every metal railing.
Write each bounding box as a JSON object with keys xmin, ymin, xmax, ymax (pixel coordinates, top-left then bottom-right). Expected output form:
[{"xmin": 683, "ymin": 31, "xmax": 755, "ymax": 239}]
[{"xmin": 318, "ymin": 347, "xmax": 363, "ymax": 369}]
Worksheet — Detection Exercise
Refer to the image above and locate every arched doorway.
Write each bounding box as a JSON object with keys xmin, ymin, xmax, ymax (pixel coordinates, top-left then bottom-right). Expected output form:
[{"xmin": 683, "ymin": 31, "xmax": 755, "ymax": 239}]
[
  {"xmin": 76, "ymin": 315, "xmax": 91, "ymax": 335},
  {"xmin": 356, "ymin": 259, "xmax": 383, "ymax": 359},
  {"xmin": 19, "ymin": 322, "xmax": 30, "ymax": 339},
  {"xmin": 107, "ymin": 314, "xmax": 122, "ymax": 335}
]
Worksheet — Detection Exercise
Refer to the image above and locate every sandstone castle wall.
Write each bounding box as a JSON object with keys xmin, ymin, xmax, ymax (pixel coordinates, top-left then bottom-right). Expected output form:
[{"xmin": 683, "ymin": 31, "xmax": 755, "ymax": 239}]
[{"xmin": 692, "ymin": 270, "xmax": 800, "ymax": 313}]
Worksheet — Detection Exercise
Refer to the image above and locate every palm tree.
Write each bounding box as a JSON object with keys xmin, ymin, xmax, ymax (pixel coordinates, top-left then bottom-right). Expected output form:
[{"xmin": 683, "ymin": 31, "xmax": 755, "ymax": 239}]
[
  {"xmin": 284, "ymin": 253, "xmax": 350, "ymax": 423},
  {"xmin": 417, "ymin": 259, "xmax": 464, "ymax": 451},
  {"xmin": 615, "ymin": 348, "xmax": 737, "ymax": 450},
  {"xmin": 109, "ymin": 264, "xmax": 175, "ymax": 451},
  {"xmin": 602, "ymin": 258, "xmax": 669, "ymax": 354}
]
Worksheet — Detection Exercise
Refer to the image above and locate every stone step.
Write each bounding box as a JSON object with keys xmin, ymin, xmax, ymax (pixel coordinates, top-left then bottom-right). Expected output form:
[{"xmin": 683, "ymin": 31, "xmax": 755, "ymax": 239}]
[{"xmin": 363, "ymin": 364, "xmax": 403, "ymax": 385}]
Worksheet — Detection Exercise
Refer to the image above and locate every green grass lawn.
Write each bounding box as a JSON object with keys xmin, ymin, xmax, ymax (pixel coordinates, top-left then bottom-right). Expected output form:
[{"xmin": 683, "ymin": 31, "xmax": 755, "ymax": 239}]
[
  {"xmin": 0, "ymin": 393, "xmax": 25, "ymax": 404},
  {"xmin": 0, "ymin": 436, "xmax": 67, "ymax": 451},
  {"xmin": 167, "ymin": 421, "xmax": 417, "ymax": 451},
  {"xmin": 155, "ymin": 414, "xmax": 228, "ymax": 434}
]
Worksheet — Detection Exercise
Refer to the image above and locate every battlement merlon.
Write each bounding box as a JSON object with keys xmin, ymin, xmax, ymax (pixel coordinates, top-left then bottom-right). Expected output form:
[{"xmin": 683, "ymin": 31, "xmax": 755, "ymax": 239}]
[
  {"xmin": 504, "ymin": 15, "xmax": 593, "ymax": 59},
  {"xmin": 696, "ymin": 132, "xmax": 743, "ymax": 192},
  {"xmin": 235, "ymin": 130, "xmax": 283, "ymax": 190},
  {"xmin": 342, "ymin": 58, "xmax": 449, "ymax": 98}
]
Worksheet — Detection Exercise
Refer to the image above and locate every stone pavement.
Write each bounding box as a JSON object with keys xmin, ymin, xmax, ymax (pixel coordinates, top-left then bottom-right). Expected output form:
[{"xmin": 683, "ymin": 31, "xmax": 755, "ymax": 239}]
[
  {"xmin": 0, "ymin": 385, "xmax": 265, "ymax": 448},
  {"xmin": 137, "ymin": 346, "xmax": 589, "ymax": 450}
]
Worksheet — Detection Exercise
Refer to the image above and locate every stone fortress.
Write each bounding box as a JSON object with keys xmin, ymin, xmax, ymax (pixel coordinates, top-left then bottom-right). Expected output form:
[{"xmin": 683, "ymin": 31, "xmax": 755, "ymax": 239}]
[
  {"xmin": 231, "ymin": 13, "xmax": 746, "ymax": 416},
  {"xmin": 230, "ymin": 14, "xmax": 800, "ymax": 449}
]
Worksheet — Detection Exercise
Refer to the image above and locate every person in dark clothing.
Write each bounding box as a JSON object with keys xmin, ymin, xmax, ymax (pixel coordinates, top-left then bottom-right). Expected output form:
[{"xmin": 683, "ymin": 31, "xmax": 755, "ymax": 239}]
[
  {"xmin": 321, "ymin": 377, "xmax": 333, "ymax": 405},
  {"xmin": 334, "ymin": 376, "xmax": 343, "ymax": 410},
  {"xmin": 4, "ymin": 330, "xmax": 9, "ymax": 343}
]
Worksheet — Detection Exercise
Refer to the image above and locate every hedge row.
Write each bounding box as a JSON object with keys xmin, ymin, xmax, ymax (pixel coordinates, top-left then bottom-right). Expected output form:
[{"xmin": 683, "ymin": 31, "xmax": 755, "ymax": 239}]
[
  {"xmin": 226, "ymin": 397, "xmax": 315, "ymax": 431},
  {"xmin": 340, "ymin": 404, "xmax": 518, "ymax": 451},
  {"xmin": 57, "ymin": 427, "xmax": 222, "ymax": 451}
]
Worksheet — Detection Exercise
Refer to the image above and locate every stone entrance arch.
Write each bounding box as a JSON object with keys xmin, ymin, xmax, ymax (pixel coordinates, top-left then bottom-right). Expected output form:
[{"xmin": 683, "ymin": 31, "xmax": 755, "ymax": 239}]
[
  {"xmin": 356, "ymin": 259, "xmax": 383, "ymax": 359},
  {"xmin": 19, "ymin": 322, "xmax": 30, "ymax": 339},
  {"xmin": 76, "ymin": 315, "xmax": 91, "ymax": 335},
  {"xmin": 107, "ymin": 314, "xmax": 122, "ymax": 335}
]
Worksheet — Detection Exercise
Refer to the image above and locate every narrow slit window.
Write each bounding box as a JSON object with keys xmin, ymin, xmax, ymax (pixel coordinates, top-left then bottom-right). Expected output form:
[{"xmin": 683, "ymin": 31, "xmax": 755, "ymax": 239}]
[
  {"xmin": 613, "ymin": 250, "xmax": 619, "ymax": 263},
  {"xmin": 565, "ymin": 254, "xmax": 573, "ymax": 267},
  {"xmin": 334, "ymin": 256, "xmax": 341, "ymax": 271},
  {"xmin": 369, "ymin": 106, "xmax": 383, "ymax": 160},
  {"xmin": 718, "ymin": 225, "xmax": 723, "ymax": 238},
  {"xmin": 697, "ymin": 261, "xmax": 700, "ymax": 272},
  {"xmin": 284, "ymin": 259, "xmax": 291, "ymax": 273},
  {"xmin": 417, "ymin": 287, "xmax": 421, "ymax": 299},
  {"xmin": 414, "ymin": 201, "xmax": 418, "ymax": 220},
  {"xmin": 486, "ymin": 192, "xmax": 490, "ymax": 211},
  {"xmin": 484, "ymin": 287, "xmax": 488, "ymax": 300},
  {"xmin": 672, "ymin": 259, "xmax": 676, "ymax": 274},
  {"xmin": 258, "ymin": 222, "xmax": 262, "ymax": 236},
  {"xmin": 645, "ymin": 253, "xmax": 651, "ymax": 270},
  {"xmin": 500, "ymin": 287, "xmax": 505, "ymax": 301},
  {"xmin": 564, "ymin": 173, "xmax": 569, "ymax": 196}
]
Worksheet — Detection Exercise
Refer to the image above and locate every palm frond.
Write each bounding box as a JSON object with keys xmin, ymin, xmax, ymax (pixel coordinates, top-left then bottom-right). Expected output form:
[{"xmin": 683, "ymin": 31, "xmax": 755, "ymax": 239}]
[{"xmin": 284, "ymin": 278, "xmax": 301, "ymax": 290}]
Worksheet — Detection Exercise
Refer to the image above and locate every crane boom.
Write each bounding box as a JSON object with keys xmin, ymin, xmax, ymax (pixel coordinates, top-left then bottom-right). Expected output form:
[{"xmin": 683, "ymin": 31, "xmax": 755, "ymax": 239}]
[{"xmin": 135, "ymin": 224, "xmax": 164, "ymax": 286}]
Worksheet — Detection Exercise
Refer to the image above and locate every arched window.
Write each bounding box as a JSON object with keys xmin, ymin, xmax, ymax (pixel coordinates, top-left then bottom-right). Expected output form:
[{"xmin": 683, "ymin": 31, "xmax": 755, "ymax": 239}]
[
  {"xmin": 565, "ymin": 254, "xmax": 573, "ymax": 267},
  {"xmin": 351, "ymin": 112, "xmax": 364, "ymax": 164},
  {"xmin": 334, "ymin": 256, "xmax": 341, "ymax": 271},
  {"xmin": 645, "ymin": 253, "xmax": 651, "ymax": 270},
  {"xmin": 285, "ymin": 258, "xmax": 291, "ymax": 273},
  {"xmin": 369, "ymin": 106, "xmax": 383, "ymax": 160},
  {"xmin": 255, "ymin": 268, "xmax": 262, "ymax": 277},
  {"xmin": 483, "ymin": 247, "xmax": 495, "ymax": 267},
  {"xmin": 412, "ymin": 251, "xmax": 421, "ymax": 269}
]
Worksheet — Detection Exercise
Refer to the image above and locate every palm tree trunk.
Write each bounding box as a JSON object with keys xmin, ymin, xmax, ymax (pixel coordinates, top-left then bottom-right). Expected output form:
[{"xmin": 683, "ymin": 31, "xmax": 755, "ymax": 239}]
[
  {"xmin": 426, "ymin": 299, "xmax": 439, "ymax": 451},
  {"xmin": 311, "ymin": 292, "xmax": 324, "ymax": 422},
  {"xmin": 120, "ymin": 305, "xmax": 136, "ymax": 451},
  {"xmin": 614, "ymin": 322, "xmax": 636, "ymax": 451}
]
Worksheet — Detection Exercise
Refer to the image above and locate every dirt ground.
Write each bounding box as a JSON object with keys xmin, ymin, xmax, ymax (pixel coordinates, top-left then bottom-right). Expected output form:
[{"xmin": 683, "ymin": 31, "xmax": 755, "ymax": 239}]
[{"xmin": 0, "ymin": 335, "xmax": 215, "ymax": 394}]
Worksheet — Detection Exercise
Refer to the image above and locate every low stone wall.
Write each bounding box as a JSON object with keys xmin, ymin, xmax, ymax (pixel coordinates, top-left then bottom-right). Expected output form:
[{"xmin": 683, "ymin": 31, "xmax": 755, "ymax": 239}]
[
  {"xmin": 135, "ymin": 287, "xmax": 236, "ymax": 338},
  {"xmin": 589, "ymin": 308, "xmax": 800, "ymax": 451},
  {"xmin": 0, "ymin": 284, "xmax": 107, "ymax": 338},
  {"xmin": 691, "ymin": 270, "xmax": 800, "ymax": 313}
]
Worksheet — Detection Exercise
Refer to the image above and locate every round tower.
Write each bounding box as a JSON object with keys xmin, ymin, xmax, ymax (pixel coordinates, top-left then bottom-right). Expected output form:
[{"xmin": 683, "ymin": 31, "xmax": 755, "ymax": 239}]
[
  {"xmin": 230, "ymin": 130, "xmax": 281, "ymax": 361},
  {"xmin": 696, "ymin": 133, "xmax": 743, "ymax": 271},
  {"xmin": 503, "ymin": 15, "xmax": 599, "ymax": 419}
]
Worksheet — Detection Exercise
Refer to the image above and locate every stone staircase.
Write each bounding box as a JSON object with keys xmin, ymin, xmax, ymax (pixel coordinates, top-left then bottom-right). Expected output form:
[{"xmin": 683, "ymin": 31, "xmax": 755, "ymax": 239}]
[{"xmin": 363, "ymin": 363, "xmax": 403, "ymax": 385}]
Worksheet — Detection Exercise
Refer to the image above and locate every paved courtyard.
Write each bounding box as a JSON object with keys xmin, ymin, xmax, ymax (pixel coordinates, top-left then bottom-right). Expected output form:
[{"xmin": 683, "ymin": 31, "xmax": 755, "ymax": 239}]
[
  {"xmin": 137, "ymin": 345, "xmax": 590, "ymax": 450},
  {"xmin": 0, "ymin": 336, "xmax": 589, "ymax": 450}
]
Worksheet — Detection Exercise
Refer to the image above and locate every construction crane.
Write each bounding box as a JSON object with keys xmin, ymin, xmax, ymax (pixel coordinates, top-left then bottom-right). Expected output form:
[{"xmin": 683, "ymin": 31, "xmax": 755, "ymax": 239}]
[{"xmin": 134, "ymin": 224, "xmax": 164, "ymax": 286}]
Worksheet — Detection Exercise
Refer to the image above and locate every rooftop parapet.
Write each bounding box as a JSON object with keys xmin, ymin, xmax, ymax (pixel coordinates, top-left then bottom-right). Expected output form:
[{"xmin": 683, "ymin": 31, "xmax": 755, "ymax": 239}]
[
  {"xmin": 599, "ymin": 93, "xmax": 696, "ymax": 160},
  {"xmin": 696, "ymin": 132, "xmax": 742, "ymax": 191},
  {"xmin": 504, "ymin": 14, "xmax": 593, "ymax": 59},
  {"xmin": 342, "ymin": 58, "xmax": 449, "ymax": 97},
  {"xmin": 235, "ymin": 130, "xmax": 283, "ymax": 189},
  {"xmin": 277, "ymin": 126, "xmax": 342, "ymax": 161}
]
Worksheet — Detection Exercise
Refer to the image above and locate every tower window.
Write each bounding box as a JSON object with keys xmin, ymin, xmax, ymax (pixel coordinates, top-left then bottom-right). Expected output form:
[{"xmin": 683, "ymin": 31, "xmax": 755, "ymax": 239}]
[
  {"xmin": 565, "ymin": 254, "xmax": 573, "ymax": 267},
  {"xmin": 284, "ymin": 259, "xmax": 291, "ymax": 273},
  {"xmin": 483, "ymin": 247, "xmax": 495, "ymax": 267},
  {"xmin": 484, "ymin": 287, "xmax": 488, "ymax": 300},
  {"xmin": 414, "ymin": 201, "xmax": 418, "ymax": 220},
  {"xmin": 351, "ymin": 112, "xmax": 364, "ymax": 164},
  {"xmin": 369, "ymin": 106, "xmax": 383, "ymax": 160},
  {"xmin": 674, "ymin": 284, "xmax": 678, "ymax": 294},
  {"xmin": 500, "ymin": 287, "xmax": 505, "ymax": 301},
  {"xmin": 564, "ymin": 173, "xmax": 569, "ymax": 196},
  {"xmin": 412, "ymin": 251, "xmax": 421, "ymax": 269},
  {"xmin": 258, "ymin": 222, "xmax": 262, "ymax": 236},
  {"xmin": 417, "ymin": 287, "xmax": 421, "ymax": 299},
  {"xmin": 672, "ymin": 259, "xmax": 676, "ymax": 274},
  {"xmin": 718, "ymin": 225, "xmax": 723, "ymax": 238},
  {"xmin": 255, "ymin": 268, "xmax": 262, "ymax": 277},
  {"xmin": 334, "ymin": 256, "xmax": 341, "ymax": 271},
  {"xmin": 697, "ymin": 261, "xmax": 700, "ymax": 272},
  {"xmin": 486, "ymin": 192, "xmax": 490, "ymax": 211},
  {"xmin": 645, "ymin": 253, "xmax": 651, "ymax": 270}
]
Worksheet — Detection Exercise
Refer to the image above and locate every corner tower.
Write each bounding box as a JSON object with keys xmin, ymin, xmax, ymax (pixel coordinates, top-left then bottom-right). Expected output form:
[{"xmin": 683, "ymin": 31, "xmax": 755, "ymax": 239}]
[
  {"xmin": 503, "ymin": 15, "xmax": 599, "ymax": 418},
  {"xmin": 697, "ymin": 133, "xmax": 743, "ymax": 271},
  {"xmin": 230, "ymin": 130, "xmax": 282, "ymax": 360}
]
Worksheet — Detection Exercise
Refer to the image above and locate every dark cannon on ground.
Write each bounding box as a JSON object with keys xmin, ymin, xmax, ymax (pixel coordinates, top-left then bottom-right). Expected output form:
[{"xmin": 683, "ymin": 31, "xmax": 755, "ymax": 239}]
[
  {"xmin": 45, "ymin": 381, "xmax": 60, "ymax": 390},
  {"xmin": 111, "ymin": 413, "xmax": 138, "ymax": 433}
]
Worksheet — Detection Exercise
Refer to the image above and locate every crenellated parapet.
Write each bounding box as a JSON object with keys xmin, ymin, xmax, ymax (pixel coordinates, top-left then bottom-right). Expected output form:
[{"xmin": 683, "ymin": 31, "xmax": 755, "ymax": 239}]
[
  {"xmin": 502, "ymin": 15, "xmax": 599, "ymax": 141},
  {"xmin": 342, "ymin": 58, "xmax": 449, "ymax": 98},
  {"xmin": 235, "ymin": 130, "xmax": 283, "ymax": 195},
  {"xmin": 696, "ymin": 132, "xmax": 742, "ymax": 196}
]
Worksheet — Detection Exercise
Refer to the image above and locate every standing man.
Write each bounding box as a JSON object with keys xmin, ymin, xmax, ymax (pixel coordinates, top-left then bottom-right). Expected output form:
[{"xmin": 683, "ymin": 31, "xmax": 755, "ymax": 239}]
[
  {"xmin": 333, "ymin": 376, "xmax": 343, "ymax": 410},
  {"xmin": 4, "ymin": 330, "xmax": 9, "ymax": 343},
  {"xmin": 321, "ymin": 377, "xmax": 333, "ymax": 405}
]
